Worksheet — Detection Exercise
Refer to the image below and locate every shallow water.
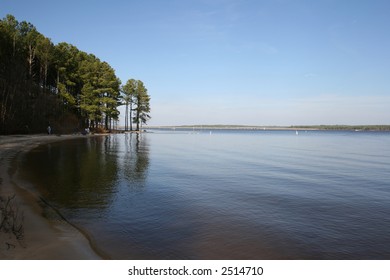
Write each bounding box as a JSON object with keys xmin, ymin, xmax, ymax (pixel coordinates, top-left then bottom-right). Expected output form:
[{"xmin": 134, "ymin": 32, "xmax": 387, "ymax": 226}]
[{"xmin": 20, "ymin": 130, "xmax": 390, "ymax": 259}]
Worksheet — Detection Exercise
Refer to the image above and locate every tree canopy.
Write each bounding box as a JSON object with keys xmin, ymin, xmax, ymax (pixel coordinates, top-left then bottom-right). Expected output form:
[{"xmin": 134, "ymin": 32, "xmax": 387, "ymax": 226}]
[
  {"xmin": 121, "ymin": 79, "xmax": 151, "ymax": 131},
  {"xmin": 0, "ymin": 14, "xmax": 150, "ymax": 134}
]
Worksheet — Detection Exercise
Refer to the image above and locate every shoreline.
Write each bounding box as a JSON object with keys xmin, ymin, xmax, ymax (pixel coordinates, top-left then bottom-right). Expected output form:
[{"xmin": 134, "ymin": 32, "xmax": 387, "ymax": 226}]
[
  {"xmin": 0, "ymin": 134, "xmax": 107, "ymax": 259},
  {"xmin": 145, "ymin": 125, "xmax": 390, "ymax": 131}
]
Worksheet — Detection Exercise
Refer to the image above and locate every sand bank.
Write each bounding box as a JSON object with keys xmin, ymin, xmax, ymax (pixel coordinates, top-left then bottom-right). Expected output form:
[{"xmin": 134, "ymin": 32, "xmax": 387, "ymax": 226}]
[{"xmin": 0, "ymin": 134, "xmax": 104, "ymax": 259}]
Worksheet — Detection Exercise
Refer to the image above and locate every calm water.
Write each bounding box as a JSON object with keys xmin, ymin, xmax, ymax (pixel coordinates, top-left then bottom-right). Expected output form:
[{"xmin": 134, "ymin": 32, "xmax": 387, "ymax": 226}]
[{"xmin": 20, "ymin": 130, "xmax": 390, "ymax": 259}]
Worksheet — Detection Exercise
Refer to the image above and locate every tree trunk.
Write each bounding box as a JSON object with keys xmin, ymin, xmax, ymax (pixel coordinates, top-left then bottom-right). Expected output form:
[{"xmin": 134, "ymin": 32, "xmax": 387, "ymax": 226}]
[
  {"xmin": 136, "ymin": 108, "xmax": 140, "ymax": 131},
  {"xmin": 129, "ymin": 102, "xmax": 133, "ymax": 131},
  {"xmin": 105, "ymin": 114, "xmax": 109, "ymax": 130},
  {"xmin": 28, "ymin": 45, "xmax": 34, "ymax": 78},
  {"xmin": 125, "ymin": 102, "xmax": 128, "ymax": 131}
]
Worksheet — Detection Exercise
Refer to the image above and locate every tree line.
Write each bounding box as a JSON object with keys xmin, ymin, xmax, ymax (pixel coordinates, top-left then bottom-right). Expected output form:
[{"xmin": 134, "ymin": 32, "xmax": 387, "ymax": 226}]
[
  {"xmin": 291, "ymin": 125, "xmax": 390, "ymax": 131},
  {"xmin": 0, "ymin": 14, "xmax": 150, "ymax": 135}
]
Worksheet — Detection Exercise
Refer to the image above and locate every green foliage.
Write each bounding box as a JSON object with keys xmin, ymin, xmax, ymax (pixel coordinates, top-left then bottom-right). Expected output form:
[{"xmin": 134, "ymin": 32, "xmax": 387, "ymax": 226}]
[
  {"xmin": 121, "ymin": 79, "xmax": 151, "ymax": 131},
  {"xmin": 121, "ymin": 79, "xmax": 137, "ymax": 131},
  {"xmin": 0, "ymin": 14, "xmax": 125, "ymax": 134},
  {"xmin": 134, "ymin": 81, "xmax": 151, "ymax": 130}
]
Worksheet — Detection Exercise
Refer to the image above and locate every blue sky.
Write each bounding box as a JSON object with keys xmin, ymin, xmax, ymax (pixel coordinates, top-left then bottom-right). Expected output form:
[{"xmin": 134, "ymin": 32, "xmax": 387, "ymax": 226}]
[{"xmin": 2, "ymin": 0, "xmax": 390, "ymax": 125}]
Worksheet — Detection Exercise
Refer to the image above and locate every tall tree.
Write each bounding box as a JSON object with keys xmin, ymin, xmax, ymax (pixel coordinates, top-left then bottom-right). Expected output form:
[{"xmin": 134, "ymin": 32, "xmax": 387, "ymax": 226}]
[
  {"xmin": 78, "ymin": 54, "xmax": 120, "ymax": 130},
  {"xmin": 121, "ymin": 79, "xmax": 137, "ymax": 131},
  {"xmin": 99, "ymin": 62, "xmax": 120, "ymax": 130},
  {"xmin": 54, "ymin": 42, "xmax": 83, "ymax": 115},
  {"xmin": 36, "ymin": 36, "xmax": 54, "ymax": 92},
  {"xmin": 133, "ymin": 80, "xmax": 151, "ymax": 131},
  {"xmin": 19, "ymin": 21, "xmax": 41, "ymax": 80}
]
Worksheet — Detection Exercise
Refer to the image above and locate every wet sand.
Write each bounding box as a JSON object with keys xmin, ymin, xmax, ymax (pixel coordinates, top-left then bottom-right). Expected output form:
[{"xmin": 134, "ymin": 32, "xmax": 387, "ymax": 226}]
[{"xmin": 0, "ymin": 134, "xmax": 104, "ymax": 259}]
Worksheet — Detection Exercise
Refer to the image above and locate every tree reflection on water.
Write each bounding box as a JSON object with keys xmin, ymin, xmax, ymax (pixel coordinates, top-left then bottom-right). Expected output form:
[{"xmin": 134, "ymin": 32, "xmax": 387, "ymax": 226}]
[{"xmin": 21, "ymin": 133, "xmax": 150, "ymax": 209}]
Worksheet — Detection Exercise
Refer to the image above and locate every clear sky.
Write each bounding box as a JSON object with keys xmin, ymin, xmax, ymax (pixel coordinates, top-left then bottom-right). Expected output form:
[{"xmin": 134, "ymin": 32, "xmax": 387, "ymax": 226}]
[{"xmin": 1, "ymin": 0, "xmax": 390, "ymax": 125}]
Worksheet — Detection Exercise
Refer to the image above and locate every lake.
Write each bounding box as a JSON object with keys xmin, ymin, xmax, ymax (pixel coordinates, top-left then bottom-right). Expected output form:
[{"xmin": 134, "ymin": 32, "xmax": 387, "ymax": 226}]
[{"xmin": 20, "ymin": 129, "xmax": 390, "ymax": 259}]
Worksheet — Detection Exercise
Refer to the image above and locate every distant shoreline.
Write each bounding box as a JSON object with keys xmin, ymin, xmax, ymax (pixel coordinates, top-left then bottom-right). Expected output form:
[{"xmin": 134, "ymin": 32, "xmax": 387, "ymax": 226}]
[{"xmin": 145, "ymin": 125, "xmax": 390, "ymax": 131}]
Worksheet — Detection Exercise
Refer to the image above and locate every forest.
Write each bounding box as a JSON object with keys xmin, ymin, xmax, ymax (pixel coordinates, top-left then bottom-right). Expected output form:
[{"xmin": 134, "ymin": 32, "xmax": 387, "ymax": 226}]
[{"xmin": 0, "ymin": 14, "xmax": 150, "ymax": 135}]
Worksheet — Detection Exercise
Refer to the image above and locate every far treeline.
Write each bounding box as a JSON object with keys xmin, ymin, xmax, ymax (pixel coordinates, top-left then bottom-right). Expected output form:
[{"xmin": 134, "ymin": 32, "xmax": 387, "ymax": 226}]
[
  {"xmin": 0, "ymin": 14, "xmax": 150, "ymax": 135},
  {"xmin": 157, "ymin": 125, "xmax": 390, "ymax": 131},
  {"xmin": 291, "ymin": 125, "xmax": 390, "ymax": 131}
]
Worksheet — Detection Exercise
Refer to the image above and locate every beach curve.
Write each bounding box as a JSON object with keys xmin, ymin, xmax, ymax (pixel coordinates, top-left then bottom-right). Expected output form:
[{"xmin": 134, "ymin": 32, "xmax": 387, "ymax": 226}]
[{"xmin": 0, "ymin": 134, "xmax": 106, "ymax": 259}]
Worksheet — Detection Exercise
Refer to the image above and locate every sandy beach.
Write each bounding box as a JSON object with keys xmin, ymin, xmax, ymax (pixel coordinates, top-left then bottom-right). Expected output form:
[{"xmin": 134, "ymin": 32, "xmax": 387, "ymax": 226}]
[{"xmin": 0, "ymin": 134, "xmax": 104, "ymax": 259}]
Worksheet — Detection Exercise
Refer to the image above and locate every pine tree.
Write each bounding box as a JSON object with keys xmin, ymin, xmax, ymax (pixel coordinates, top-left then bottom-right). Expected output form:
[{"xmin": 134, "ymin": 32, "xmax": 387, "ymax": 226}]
[
  {"xmin": 121, "ymin": 79, "xmax": 137, "ymax": 131},
  {"xmin": 133, "ymin": 80, "xmax": 151, "ymax": 131}
]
